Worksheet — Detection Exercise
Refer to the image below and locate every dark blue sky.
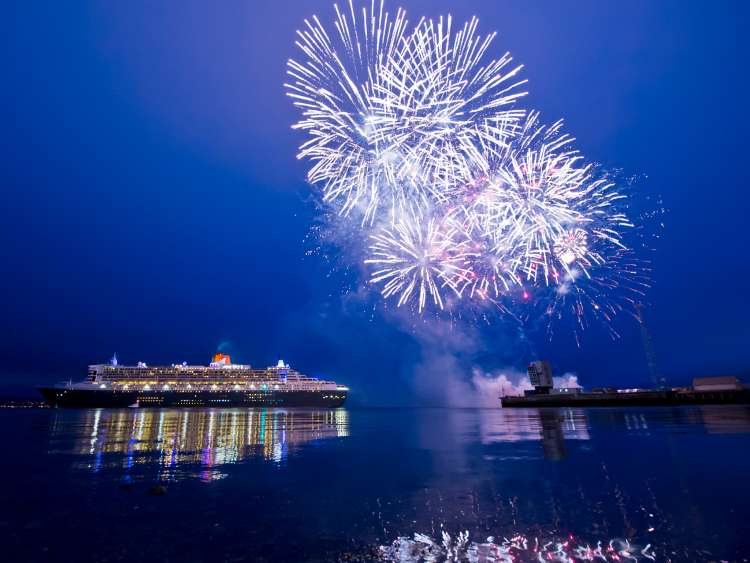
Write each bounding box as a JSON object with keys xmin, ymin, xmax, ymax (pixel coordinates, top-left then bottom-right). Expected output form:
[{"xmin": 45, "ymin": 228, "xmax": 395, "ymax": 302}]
[{"xmin": 2, "ymin": 1, "xmax": 748, "ymax": 404}]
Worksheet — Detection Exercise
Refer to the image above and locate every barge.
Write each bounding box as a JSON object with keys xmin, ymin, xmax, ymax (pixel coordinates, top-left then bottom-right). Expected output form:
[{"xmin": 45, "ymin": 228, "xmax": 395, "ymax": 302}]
[{"xmin": 501, "ymin": 361, "xmax": 749, "ymax": 408}]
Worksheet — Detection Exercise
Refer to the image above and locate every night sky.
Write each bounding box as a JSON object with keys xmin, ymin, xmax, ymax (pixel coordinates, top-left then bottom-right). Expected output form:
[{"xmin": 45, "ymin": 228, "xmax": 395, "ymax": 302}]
[{"xmin": 2, "ymin": 1, "xmax": 748, "ymax": 405}]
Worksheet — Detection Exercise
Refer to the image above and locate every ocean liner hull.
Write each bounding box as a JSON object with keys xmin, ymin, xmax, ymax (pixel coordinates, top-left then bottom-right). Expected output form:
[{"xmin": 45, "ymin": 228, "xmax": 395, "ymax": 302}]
[{"xmin": 38, "ymin": 387, "xmax": 347, "ymax": 408}]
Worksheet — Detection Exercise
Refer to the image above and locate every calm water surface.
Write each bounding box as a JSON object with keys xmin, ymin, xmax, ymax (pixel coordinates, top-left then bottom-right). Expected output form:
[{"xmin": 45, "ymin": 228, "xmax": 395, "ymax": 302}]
[{"xmin": 2, "ymin": 406, "xmax": 750, "ymax": 561}]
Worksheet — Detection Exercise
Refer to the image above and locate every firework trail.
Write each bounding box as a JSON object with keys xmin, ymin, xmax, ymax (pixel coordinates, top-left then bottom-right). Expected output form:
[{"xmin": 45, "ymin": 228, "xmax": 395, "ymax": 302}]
[{"xmin": 287, "ymin": 1, "xmax": 653, "ymax": 337}]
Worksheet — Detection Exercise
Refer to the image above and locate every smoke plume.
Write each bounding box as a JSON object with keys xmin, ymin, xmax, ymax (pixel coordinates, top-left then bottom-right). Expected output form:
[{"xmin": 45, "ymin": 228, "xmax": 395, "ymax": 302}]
[{"xmin": 404, "ymin": 314, "xmax": 580, "ymax": 407}]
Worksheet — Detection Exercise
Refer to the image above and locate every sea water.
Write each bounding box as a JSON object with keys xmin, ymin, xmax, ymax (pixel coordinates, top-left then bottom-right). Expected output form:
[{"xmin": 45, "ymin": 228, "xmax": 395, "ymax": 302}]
[{"xmin": 2, "ymin": 406, "xmax": 749, "ymax": 561}]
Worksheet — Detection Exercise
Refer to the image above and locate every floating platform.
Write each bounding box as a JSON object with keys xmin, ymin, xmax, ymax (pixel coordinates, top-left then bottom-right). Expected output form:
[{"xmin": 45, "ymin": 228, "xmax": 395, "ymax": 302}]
[{"xmin": 501, "ymin": 389, "xmax": 750, "ymax": 408}]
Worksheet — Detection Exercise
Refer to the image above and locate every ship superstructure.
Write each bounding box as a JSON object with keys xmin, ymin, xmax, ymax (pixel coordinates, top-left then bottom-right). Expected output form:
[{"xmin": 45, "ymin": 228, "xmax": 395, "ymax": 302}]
[{"xmin": 38, "ymin": 354, "xmax": 348, "ymax": 408}]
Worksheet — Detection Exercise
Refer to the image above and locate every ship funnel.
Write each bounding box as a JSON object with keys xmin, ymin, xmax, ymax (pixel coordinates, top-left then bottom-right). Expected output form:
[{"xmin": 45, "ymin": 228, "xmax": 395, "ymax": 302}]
[{"xmin": 211, "ymin": 352, "xmax": 232, "ymax": 367}]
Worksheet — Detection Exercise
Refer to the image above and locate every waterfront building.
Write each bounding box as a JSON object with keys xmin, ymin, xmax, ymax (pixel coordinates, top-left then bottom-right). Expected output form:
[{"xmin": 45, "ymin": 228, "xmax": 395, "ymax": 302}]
[{"xmin": 692, "ymin": 376, "xmax": 743, "ymax": 392}]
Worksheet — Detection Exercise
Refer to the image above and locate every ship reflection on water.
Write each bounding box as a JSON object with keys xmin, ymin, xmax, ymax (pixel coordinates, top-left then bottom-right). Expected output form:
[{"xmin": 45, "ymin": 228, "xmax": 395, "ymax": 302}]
[
  {"xmin": 476, "ymin": 405, "xmax": 750, "ymax": 461},
  {"xmin": 50, "ymin": 405, "xmax": 750, "ymax": 482},
  {"xmin": 51, "ymin": 408, "xmax": 349, "ymax": 481},
  {"xmin": 478, "ymin": 408, "xmax": 590, "ymax": 460}
]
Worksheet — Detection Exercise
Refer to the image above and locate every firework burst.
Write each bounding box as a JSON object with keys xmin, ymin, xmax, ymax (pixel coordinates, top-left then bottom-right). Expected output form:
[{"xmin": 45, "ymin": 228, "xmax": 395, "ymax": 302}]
[
  {"xmin": 286, "ymin": 0, "xmax": 527, "ymax": 223},
  {"xmin": 372, "ymin": 15, "xmax": 527, "ymax": 203},
  {"xmin": 285, "ymin": 0, "xmax": 410, "ymax": 220},
  {"xmin": 365, "ymin": 212, "xmax": 472, "ymax": 312},
  {"xmin": 288, "ymin": 2, "xmax": 654, "ymax": 338}
]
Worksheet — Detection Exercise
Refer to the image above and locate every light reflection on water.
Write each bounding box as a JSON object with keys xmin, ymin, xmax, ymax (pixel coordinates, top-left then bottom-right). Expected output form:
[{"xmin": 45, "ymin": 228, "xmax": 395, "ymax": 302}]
[
  {"xmin": 478, "ymin": 408, "xmax": 590, "ymax": 461},
  {"xmin": 48, "ymin": 405, "xmax": 750, "ymax": 478},
  {"xmin": 49, "ymin": 408, "xmax": 349, "ymax": 481},
  {"xmin": 4, "ymin": 405, "xmax": 750, "ymax": 561}
]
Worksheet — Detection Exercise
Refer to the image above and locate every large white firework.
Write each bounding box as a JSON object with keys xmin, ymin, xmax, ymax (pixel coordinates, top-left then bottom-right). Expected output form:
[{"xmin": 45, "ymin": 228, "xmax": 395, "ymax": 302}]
[
  {"xmin": 286, "ymin": 0, "xmax": 527, "ymax": 223},
  {"xmin": 365, "ymin": 212, "xmax": 472, "ymax": 312},
  {"xmin": 288, "ymin": 2, "xmax": 649, "ymax": 334},
  {"xmin": 286, "ymin": 0, "xmax": 409, "ymax": 220},
  {"xmin": 372, "ymin": 15, "xmax": 526, "ymax": 203}
]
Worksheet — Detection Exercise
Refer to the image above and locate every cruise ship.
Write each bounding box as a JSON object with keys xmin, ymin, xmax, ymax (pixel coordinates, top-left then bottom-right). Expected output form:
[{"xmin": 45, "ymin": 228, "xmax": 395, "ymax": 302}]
[{"xmin": 38, "ymin": 353, "xmax": 348, "ymax": 408}]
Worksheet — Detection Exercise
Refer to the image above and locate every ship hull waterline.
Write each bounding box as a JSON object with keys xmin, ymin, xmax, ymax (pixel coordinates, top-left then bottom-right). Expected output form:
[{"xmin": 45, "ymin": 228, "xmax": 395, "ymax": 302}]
[{"xmin": 37, "ymin": 387, "xmax": 347, "ymax": 408}]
